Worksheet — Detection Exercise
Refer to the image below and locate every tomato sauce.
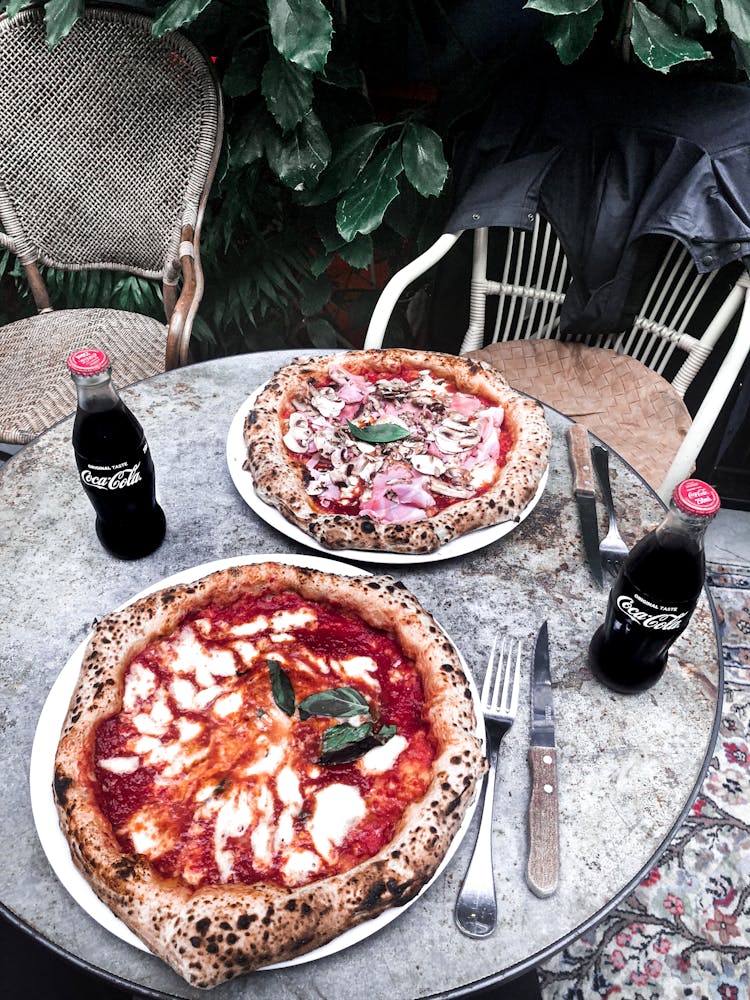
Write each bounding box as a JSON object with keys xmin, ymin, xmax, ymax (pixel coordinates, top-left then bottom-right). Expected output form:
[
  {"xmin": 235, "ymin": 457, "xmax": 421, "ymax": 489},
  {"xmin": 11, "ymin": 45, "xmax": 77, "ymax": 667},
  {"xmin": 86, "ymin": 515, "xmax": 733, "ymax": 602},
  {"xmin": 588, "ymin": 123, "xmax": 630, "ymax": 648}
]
[{"xmin": 92, "ymin": 592, "xmax": 436, "ymax": 889}]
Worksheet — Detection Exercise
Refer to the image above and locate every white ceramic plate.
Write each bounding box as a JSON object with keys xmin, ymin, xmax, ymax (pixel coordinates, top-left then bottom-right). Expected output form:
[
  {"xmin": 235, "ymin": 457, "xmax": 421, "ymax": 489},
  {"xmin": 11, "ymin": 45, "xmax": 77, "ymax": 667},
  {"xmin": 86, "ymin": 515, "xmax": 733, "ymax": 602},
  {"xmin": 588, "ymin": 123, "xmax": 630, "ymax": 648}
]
[
  {"xmin": 226, "ymin": 386, "xmax": 549, "ymax": 565},
  {"xmin": 30, "ymin": 554, "xmax": 483, "ymax": 969}
]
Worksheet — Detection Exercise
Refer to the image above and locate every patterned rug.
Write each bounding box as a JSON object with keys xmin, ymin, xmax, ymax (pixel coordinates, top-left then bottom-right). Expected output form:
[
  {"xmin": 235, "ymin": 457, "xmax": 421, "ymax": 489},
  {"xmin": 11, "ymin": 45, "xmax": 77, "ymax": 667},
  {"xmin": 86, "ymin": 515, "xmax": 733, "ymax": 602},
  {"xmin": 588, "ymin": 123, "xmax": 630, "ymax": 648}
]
[{"xmin": 539, "ymin": 562, "xmax": 750, "ymax": 1000}]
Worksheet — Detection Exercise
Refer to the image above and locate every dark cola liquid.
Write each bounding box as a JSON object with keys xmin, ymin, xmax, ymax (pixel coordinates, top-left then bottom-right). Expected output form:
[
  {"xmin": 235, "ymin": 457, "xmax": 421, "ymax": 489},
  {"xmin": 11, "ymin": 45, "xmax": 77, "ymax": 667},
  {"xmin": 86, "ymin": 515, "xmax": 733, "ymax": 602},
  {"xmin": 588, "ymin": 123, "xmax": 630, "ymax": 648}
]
[
  {"xmin": 588, "ymin": 523, "xmax": 705, "ymax": 693},
  {"xmin": 73, "ymin": 401, "xmax": 166, "ymax": 559}
]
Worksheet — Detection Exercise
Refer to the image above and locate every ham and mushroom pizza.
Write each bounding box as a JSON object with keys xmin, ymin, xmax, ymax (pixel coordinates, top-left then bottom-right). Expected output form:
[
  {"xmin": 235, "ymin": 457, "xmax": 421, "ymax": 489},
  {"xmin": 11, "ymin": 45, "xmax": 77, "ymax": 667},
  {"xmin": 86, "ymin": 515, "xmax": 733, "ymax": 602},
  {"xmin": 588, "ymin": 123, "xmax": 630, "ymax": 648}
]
[
  {"xmin": 243, "ymin": 349, "xmax": 551, "ymax": 554},
  {"xmin": 53, "ymin": 562, "xmax": 484, "ymax": 987}
]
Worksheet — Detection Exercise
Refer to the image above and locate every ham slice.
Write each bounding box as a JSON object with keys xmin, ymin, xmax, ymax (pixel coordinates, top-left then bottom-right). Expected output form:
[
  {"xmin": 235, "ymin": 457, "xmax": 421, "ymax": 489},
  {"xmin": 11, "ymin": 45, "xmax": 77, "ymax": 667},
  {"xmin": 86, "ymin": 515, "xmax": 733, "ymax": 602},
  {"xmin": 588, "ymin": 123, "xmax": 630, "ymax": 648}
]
[{"xmin": 359, "ymin": 467, "xmax": 433, "ymax": 523}]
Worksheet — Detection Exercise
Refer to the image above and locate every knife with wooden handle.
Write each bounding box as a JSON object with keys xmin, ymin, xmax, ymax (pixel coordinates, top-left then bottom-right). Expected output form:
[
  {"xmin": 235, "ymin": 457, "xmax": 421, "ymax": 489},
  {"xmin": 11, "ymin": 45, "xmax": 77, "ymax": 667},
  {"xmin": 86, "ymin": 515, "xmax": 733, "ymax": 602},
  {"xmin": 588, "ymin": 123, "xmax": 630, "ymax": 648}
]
[
  {"xmin": 526, "ymin": 620, "xmax": 560, "ymax": 897},
  {"xmin": 568, "ymin": 423, "xmax": 602, "ymax": 587}
]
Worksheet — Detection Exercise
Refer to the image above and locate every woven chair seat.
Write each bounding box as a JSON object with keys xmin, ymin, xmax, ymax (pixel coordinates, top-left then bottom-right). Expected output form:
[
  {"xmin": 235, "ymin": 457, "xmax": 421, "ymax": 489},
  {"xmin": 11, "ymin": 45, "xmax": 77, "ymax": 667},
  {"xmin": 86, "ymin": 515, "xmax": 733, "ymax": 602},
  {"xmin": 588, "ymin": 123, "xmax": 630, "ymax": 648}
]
[
  {"xmin": 469, "ymin": 339, "xmax": 692, "ymax": 491},
  {"xmin": 0, "ymin": 309, "xmax": 167, "ymax": 444}
]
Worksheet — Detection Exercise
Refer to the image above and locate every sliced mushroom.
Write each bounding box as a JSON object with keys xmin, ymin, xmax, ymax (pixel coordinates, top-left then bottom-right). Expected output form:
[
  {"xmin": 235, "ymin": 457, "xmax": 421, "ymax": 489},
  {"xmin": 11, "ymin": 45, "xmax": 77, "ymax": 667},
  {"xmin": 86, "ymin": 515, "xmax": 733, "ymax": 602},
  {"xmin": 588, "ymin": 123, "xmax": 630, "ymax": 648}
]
[
  {"xmin": 309, "ymin": 385, "xmax": 346, "ymax": 419},
  {"xmin": 429, "ymin": 478, "xmax": 475, "ymax": 498},
  {"xmin": 433, "ymin": 423, "xmax": 481, "ymax": 454},
  {"xmin": 410, "ymin": 453, "xmax": 447, "ymax": 477},
  {"xmin": 282, "ymin": 412, "xmax": 313, "ymax": 454}
]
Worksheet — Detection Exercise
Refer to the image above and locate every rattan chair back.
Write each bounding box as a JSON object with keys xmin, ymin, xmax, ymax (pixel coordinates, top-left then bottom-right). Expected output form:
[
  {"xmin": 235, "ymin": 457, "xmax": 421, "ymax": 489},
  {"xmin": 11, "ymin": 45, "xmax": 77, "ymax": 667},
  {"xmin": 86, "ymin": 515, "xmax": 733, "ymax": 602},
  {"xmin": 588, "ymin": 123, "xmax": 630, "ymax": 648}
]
[
  {"xmin": 0, "ymin": 4, "xmax": 223, "ymax": 447},
  {"xmin": 0, "ymin": 5, "xmax": 220, "ymax": 282}
]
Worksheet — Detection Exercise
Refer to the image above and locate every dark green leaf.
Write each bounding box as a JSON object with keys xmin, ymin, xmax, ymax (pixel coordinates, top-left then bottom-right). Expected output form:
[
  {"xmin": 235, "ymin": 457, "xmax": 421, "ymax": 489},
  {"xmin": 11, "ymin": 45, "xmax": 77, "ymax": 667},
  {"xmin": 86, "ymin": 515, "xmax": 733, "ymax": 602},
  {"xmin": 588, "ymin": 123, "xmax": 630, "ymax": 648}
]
[
  {"xmin": 631, "ymin": 1, "xmax": 710, "ymax": 71},
  {"xmin": 688, "ymin": 0, "xmax": 717, "ymax": 32},
  {"xmin": 321, "ymin": 721, "xmax": 373, "ymax": 754},
  {"xmin": 303, "ymin": 124, "xmax": 386, "ymax": 206},
  {"xmin": 335, "ymin": 143, "xmax": 403, "ymax": 241},
  {"xmin": 266, "ymin": 110, "xmax": 331, "ymax": 190},
  {"xmin": 267, "ymin": 659, "xmax": 296, "ymax": 716},
  {"xmin": 306, "ymin": 316, "xmax": 343, "ymax": 347},
  {"xmin": 5, "ymin": 0, "xmax": 28, "ymax": 16},
  {"xmin": 401, "ymin": 123, "xmax": 448, "ymax": 198},
  {"xmin": 298, "ymin": 685, "xmax": 370, "ymax": 720},
  {"xmin": 377, "ymin": 724, "xmax": 398, "ymax": 741},
  {"xmin": 310, "ymin": 250, "xmax": 334, "ymax": 277},
  {"xmin": 267, "ymin": 0, "xmax": 333, "ymax": 73},
  {"xmin": 262, "ymin": 49, "xmax": 314, "ymax": 132},
  {"xmin": 223, "ymin": 45, "xmax": 262, "ymax": 98},
  {"xmin": 152, "ymin": 0, "xmax": 213, "ymax": 36},
  {"xmin": 722, "ymin": 0, "xmax": 750, "ymax": 39},
  {"xmin": 524, "ymin": 0, "xmax": 598, "ymax": 13},
  {"xmin": 543, "ymin": 3, "xmax": 603, "ymax": 63},
  {"xmin": 299, "ymin": 273, "xmax": 332, "ymax": 315},
  {"xmin": 337, "ymin": 232, "xmax": 373, "ymax": 270},
  {"xmin": 44, "ymin": 0, "xmax": 84, "ymax": 48},
  {"xmin": 347, "ymin": 420, "xmax": 411, "ymax": 443},
  {"xmin": 230, "ymin": 106, "xmax": 274, "ymax": 168}
]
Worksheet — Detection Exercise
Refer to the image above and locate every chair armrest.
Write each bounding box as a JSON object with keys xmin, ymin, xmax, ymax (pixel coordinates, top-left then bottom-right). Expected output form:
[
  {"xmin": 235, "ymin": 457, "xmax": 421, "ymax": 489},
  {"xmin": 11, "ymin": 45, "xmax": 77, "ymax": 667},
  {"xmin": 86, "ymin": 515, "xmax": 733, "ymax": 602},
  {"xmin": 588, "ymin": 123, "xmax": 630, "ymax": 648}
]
[
  {"xmin": 659, "ymin": 270, "xmax": 750, "ymax": 501},
  {"xmin": 164, "ymin": 231, "xmax": 201, "ymax": 369},
  {"xmin": 363, "ymin": 232, "xmax": 463, "ymax": 348}
]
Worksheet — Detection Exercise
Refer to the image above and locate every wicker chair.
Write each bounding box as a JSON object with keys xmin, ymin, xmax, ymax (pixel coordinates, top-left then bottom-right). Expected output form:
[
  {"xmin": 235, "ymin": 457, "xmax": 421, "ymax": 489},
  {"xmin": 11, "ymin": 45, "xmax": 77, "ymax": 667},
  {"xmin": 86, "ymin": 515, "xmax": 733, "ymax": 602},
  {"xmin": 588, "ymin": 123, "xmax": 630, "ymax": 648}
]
[
  {"xmin": 364, "ymin": 220, "xmax": 750, "ymax": 502},
  {"xmin": 0, "ymin": 4, "xmax": 223, "ymax": 447}
]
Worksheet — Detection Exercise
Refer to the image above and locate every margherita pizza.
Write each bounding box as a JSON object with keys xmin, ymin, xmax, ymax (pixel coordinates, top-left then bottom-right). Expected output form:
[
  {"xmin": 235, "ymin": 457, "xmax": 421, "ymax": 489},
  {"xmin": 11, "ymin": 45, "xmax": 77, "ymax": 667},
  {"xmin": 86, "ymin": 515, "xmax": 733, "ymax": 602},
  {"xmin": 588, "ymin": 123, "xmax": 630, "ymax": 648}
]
[
  {"xmin": 53, "ymin": 562, "xmax": 484, "ymax": 987},
  {"xmin": 243, "ymin": 349, "xmax": 550, "ymax": 554}
]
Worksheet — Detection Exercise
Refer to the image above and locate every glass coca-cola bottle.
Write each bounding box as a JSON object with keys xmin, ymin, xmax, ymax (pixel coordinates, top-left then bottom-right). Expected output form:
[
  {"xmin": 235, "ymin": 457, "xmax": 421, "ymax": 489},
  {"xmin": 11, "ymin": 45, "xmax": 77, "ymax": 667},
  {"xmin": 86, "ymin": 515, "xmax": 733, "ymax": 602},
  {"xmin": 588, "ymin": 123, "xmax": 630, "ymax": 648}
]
[
  {"xmin": 588, "ymin": 479, "xmax": 720, "ymax": 693},
  {"xmin": 67, "ymin": 349, "xmax": 166, "ymax": 559}
]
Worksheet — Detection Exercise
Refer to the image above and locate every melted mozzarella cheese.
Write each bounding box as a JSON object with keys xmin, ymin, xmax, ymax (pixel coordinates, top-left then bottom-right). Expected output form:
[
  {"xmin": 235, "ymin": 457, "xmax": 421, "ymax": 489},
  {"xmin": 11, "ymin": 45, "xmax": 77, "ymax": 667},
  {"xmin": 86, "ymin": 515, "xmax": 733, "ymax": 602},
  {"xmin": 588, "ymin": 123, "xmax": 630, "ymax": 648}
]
[
  {"xmin": 229, "ymin": 617, "xmax": 269, "ymax": 637},
  {"xmin": 127, "ymin": 812, "xmax": 175, "ymax": 856},
  {"xmin": 214, "ymin": 788, "xmax": 254, "ymax": 880},
  {"xmin": 244, "ymin": 741, "xmax": 285, "ymax": 776},
  {"xmin": 122, "ymin": 663, "xmax": 157, "ymax": 711},
  {"xmin": 213, "ymin": 691, "xmax": 242, "ymax": 718},
  {"xmin": 359, "ymin": 735, "xmax": 408, "ymax": 775},
  {"xmin": 276, "ymin": 765, "xmax": 302, "ymax": 806},
  {"xmin": 309, "ymin": 783, "xmax": 366, "ymax": 861},
  {"xmin": 170, "ymin": 676, "xmax": 197, "ymax": 711},
  {"xmin": 99, "ymin": 755, "xmax": 140, "ymax": 775},
  {"xmin": 282, "ymin": 850, "xmax": 321, "ymax": 885},
  {"xmin": 176, "ymin": 718, "xmax": 203, "ymax": 742},
  {"xmin": 250, "ymin": 785, "xmax": 275, "ymax": 867},
  {"xmin": 335, "ymin": 656, "xmax": 379, "ymax": 687},
  {"xmin": 232, "ymin": 640, "xmax": 259, "ymax": 667},
  {"xmin": 270, "ymin": 609, "xmax": 317, "ymax": 632}
]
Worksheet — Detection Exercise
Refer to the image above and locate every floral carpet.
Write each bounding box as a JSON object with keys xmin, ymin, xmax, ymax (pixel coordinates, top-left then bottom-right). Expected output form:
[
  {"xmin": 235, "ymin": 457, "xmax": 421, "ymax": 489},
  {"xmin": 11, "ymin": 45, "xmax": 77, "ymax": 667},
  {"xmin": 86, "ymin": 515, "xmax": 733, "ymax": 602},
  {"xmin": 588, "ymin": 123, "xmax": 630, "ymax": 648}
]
[{"xmin": 538, "ymin": 562, "xmax": 750, "ymax": 1000}]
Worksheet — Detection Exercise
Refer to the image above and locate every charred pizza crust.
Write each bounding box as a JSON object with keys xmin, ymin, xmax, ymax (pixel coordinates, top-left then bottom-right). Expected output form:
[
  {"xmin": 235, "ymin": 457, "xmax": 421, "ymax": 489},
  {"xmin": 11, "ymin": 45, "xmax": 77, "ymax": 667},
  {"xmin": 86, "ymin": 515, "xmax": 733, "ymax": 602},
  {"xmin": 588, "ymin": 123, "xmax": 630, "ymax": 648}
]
[
  {"xmin": 53, "ymin": 562, "xmax": 484, "ymax": 988},
  {"xmin": 243, "ymin": 349, "xmax": 551, "ymax": 553}
]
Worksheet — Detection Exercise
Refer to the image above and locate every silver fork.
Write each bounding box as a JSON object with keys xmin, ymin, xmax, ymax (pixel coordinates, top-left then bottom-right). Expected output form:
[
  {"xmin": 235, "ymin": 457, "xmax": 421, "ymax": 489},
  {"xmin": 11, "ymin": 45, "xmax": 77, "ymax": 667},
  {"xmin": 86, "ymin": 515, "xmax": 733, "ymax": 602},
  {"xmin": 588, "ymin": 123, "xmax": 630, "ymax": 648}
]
[
  {"xmin": 592, "ymin": 445, "xmax": 629, "ymax": 578},
  {"xmin": 455, "ymin": 635, "xmax": 522, "ymax": 938}
]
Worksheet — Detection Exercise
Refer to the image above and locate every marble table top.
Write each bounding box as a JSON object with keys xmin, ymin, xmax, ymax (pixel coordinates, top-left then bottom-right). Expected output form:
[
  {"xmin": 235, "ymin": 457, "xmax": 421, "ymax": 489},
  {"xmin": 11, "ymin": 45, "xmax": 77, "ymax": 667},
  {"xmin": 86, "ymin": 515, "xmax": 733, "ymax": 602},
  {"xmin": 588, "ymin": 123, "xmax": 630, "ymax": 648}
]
[{"xmin": 0, "ymin": 350, "xmax": 722, "ymax": 999}]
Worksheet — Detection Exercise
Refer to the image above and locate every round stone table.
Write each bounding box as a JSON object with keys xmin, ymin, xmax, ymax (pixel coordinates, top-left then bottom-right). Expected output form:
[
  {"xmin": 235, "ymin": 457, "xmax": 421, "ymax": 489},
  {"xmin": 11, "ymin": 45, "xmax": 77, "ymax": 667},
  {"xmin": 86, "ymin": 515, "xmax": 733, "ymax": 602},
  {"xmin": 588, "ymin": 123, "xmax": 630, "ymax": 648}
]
[{"xmin": 0, "ymin": 350, "xmax": 722, "ymax": 999}]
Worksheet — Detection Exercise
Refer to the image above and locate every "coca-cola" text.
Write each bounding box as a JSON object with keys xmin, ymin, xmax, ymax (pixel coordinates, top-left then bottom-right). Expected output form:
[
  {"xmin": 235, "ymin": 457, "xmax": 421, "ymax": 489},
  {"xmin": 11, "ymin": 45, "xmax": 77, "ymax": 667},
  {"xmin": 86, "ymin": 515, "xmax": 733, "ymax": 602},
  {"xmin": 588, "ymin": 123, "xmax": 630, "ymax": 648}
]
[
  {"xmin": 81, "ymin": 463, "xmax": 143, "ymax": 491},
  {"xmin": 616, "ymin": 595, "xmax": 688, "ymax": 631}
]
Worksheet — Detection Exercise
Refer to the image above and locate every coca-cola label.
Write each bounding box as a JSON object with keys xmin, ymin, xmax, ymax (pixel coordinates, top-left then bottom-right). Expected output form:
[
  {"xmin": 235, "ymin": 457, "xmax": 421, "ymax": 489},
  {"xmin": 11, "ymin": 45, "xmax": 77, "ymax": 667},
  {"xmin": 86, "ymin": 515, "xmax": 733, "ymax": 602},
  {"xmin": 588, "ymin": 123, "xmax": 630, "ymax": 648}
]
[
  {"xmin": 615, "ymin": 592, "xmax": 690, "ymax": 631},
  {"xmin": 80, "ymin": 460, "xmax": 143, "ymax": 491}
]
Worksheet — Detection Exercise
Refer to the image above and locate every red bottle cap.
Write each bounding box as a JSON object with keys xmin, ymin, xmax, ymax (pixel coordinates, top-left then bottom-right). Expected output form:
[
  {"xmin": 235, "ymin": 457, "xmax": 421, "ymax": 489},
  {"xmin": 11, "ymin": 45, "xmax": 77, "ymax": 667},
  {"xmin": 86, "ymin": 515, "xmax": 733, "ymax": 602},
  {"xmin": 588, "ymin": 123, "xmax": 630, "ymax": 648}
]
[
  {"xmin": 672, "ymin": 479, "xmax": 721, "ymax": 517},
  {"xmin": 67, "ymin": 349, "xmax": 110, "ymax": 376}
]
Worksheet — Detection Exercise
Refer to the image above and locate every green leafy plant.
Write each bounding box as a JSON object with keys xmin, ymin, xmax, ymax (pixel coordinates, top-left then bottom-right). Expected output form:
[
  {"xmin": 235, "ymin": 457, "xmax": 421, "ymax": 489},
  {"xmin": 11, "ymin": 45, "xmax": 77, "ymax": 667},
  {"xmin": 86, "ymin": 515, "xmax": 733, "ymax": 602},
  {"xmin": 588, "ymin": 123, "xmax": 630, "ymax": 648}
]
[
  {"xmin": 1, "ymin": 0, "xmax": 747, "ymax": 356},
  {"xmin": 526, "ymin": 0, "xmax": 750, "ymax": 76}
]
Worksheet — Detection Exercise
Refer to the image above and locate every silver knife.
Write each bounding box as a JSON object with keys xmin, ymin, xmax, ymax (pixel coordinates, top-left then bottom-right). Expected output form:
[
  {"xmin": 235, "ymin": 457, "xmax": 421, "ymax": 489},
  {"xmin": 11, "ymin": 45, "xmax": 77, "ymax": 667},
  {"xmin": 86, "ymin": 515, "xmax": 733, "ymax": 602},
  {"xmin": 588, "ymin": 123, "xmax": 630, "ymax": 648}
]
[
  {"xmin": 567, "ymin": 423, "xmax": 602, "ymax": 587},
  {"xmin": 526, "ymin": 620, "xmax": 560, "ymax": 898}
]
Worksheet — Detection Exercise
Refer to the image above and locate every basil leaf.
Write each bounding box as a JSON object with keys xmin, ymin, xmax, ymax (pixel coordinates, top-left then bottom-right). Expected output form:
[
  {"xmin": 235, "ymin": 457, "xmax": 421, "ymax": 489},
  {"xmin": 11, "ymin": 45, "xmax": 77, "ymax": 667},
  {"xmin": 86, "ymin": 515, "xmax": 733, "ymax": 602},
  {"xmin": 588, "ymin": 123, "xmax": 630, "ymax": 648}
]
[
  {"xmin": 298, "ymin": 685, "xmax": 370, "ymax": 720},
  {"xmin": 376, "ymin": 724, "xmax": 398, "ymax": 742},
  {"xmin": 347, "ymin": 420, "xmax": 411, "ymax": 444},
  {"xmin": 267, "ymin": 659, "xmax": 295, "ymax": 716},
  {"xmin": 318, "ymin": 722, "xmax": 379, "ymax": 764}
]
